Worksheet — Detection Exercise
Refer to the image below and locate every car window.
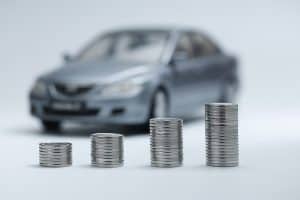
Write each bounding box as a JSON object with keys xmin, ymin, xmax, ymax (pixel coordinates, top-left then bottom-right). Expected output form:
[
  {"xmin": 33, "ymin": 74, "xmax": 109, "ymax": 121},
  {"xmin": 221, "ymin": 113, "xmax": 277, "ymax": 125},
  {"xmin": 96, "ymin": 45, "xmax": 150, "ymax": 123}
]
[
  {"xmin": 190, "ymin": 33, "xmax": 218, "ymax": 58},
  {"xmin": 172, "ymin": 34, "xmax": 193, "ymax": 59},
  {"xmin": 76, "ymin": 31, "xmax": 169, "ymax": 64}
]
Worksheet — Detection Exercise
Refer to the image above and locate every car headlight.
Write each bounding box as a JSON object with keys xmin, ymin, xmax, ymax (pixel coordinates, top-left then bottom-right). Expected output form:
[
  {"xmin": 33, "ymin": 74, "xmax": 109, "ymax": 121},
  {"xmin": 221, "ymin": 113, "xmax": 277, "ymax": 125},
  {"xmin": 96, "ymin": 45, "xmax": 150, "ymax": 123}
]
[
  {"xmin": 31, "ymin": 80, "xmax": 47, "ymax": 97},
  {"xmin": 100, "ymin": 79, "xmax": 144, "ymax": 98}
]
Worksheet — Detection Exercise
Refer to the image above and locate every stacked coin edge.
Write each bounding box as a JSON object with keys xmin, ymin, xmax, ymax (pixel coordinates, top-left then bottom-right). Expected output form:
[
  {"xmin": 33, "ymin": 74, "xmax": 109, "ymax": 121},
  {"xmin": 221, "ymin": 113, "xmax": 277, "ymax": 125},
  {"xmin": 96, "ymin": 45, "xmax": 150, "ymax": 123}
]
[
  {"xmin": 39, "ymin": 142, "xmax": 72, "ymax": 167},
  {"xmin": 91, "ymin": 133, "xmax": 124, "ymax": 168},
  {"xmin": 205, "ymin": 103, "xmax": 239, "ymax": 167},
  {"xmin": 150, "ymin": 118, "xmax": 183, "ymax": 168},
  {"xmin": 38, "ymin": 103, "xmax": 240, "ymax": 168}
]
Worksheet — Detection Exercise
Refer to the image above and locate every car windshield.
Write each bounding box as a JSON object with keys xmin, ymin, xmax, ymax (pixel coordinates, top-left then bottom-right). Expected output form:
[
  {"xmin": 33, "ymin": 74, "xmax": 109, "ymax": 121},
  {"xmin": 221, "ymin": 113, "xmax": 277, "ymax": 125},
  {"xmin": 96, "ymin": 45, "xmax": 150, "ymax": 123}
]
[{"xmin": 76, "ymin": 30, "xmax": 169, "ymax": 63}]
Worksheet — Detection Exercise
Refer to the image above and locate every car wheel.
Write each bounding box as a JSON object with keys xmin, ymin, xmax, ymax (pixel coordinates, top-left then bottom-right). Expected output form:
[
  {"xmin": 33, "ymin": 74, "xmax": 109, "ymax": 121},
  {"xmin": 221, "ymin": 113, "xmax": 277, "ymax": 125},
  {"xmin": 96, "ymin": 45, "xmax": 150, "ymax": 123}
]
[
  {"xmin": 41, "ymin": 120, "xmax": 61, "ymax": 132},
  {"xmin": 219, "ymin": 82, "xmax": 237, "ymax": 103},
  {"xmin": 150, "ymin": 90, "xmax": 169, "ymax": 119}
]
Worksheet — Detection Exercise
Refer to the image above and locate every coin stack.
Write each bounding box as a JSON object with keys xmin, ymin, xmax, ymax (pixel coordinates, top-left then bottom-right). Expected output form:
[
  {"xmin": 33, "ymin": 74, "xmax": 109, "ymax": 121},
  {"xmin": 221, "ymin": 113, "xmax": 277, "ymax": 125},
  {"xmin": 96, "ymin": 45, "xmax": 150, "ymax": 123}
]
[
  {"xmin": 91, "ymin": 133, "xmax": 124, "ymax": 168},
  {"xmin": 39, "ymin": 142, "xmax": 72, "ymax": 167},
  {"xmin": 205, "ymin": 103, "xmax": 239, "ymax": 167},
  {"xmin": 150, "ymin": 118, "xmax": 183, "ymax": 168}
]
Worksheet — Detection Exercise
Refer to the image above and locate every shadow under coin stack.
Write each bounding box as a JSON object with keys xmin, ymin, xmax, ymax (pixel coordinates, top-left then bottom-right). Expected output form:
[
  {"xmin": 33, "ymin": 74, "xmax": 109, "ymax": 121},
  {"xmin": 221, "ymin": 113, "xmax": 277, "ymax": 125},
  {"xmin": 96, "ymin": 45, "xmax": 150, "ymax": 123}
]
[
  {"xmin": 39, "ymin": 143, "xmax": 72, "ymax": 167},
  {"xmin": 91, "ymin": 133, "xmax": 124, "ymax": 168},
  {"xmin": 150, "ymin": 118, "xmax": 183, "ymax": 168},
  {"xmin": 205, "ymin": 103, "xmax": 239, "ymax": 167}
]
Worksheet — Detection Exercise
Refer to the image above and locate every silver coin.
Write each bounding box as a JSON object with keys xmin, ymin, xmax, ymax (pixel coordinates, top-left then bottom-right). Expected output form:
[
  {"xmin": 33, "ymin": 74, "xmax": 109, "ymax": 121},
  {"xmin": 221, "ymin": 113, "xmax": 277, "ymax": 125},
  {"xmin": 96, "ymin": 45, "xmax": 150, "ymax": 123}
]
[
  {"xmin": 91, "ymin": 133, "xmax": 124, "ymax": 168},
  {"xmin": 205, "ymin": 103, "xmax": 239, "ymax": 167},
  {"xmin": 39, "ymin": 142, "xmax": 72, "ymax": 167},
  {"xmin": 150, "ymin": 118, "xmax": 183, "ymax": 168}
]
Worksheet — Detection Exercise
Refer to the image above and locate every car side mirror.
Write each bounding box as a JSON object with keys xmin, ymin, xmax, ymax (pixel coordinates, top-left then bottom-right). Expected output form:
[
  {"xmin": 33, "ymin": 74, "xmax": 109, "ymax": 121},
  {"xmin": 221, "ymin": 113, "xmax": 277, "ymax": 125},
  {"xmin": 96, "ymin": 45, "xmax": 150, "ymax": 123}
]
[
  {"xmin": 62, "ymin": 52, "xmax": 73, "ymax": 63},
  {"xmin": 170, "ymin": 51, "xmax": 189, "ymax": 66}
]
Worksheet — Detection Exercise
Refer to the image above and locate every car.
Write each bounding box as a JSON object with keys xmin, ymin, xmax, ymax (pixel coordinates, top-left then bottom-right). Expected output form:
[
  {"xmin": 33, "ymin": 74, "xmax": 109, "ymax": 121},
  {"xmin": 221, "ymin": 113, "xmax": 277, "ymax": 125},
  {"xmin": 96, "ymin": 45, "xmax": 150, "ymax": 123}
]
[{"xmin": 29, "ymin": 27, "xmax": 239, "ymax": 131}]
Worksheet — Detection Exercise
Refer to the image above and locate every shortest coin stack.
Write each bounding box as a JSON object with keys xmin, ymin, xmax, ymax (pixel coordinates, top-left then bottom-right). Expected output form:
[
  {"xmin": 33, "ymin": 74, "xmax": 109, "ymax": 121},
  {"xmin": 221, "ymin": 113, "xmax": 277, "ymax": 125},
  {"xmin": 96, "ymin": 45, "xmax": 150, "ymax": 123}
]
[
  {"xmin": 39, "ymin": 142, "xmax": 72, "ymax": 167},
  {"xmin": 91, "ymin": 133, "xmax": 124, "ymax": 168}
]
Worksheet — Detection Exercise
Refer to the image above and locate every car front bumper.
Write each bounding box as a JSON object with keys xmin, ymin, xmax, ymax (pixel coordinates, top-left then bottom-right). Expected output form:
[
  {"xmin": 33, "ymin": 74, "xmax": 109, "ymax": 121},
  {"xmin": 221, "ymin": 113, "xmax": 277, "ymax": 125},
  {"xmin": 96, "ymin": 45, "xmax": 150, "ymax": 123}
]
[{"xmin": 30, "ymin": 93, "xmax": 151, "ymax": 125}]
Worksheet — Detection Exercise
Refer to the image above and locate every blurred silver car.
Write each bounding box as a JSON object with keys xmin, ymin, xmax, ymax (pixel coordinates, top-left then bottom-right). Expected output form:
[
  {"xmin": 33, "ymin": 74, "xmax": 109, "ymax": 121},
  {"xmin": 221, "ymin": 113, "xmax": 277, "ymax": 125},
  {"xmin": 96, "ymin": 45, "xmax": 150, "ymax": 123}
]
[{"xmin": 29, "ymin": 27, "xmax": 239, "ymax": 131}]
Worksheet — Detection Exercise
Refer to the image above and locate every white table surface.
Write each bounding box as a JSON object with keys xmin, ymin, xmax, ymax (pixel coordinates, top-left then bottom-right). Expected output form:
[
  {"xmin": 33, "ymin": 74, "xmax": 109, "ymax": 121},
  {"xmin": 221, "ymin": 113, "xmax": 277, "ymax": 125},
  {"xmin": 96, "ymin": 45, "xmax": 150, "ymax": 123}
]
[{"xmin": 1, "ymin": 108, "xmax": 299, "ymax": 200}]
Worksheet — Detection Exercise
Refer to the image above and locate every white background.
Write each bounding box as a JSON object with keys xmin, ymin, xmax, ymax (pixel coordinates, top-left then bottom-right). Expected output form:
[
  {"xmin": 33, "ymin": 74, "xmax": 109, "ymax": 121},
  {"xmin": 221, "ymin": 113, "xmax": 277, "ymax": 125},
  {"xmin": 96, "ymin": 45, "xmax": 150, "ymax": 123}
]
[{"xmin": 1, "ymin": 0, "xmax": 300, "ymax": 199}]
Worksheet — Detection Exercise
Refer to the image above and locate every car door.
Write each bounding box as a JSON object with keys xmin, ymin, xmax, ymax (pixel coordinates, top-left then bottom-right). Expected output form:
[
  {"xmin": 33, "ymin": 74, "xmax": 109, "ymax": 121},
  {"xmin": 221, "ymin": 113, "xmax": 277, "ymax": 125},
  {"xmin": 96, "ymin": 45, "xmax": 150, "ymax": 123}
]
[
  {"xmin": 169, "ymin": 33, "xmax": 201, "ymax": 114},
  {"xmin": 188, "ymin": 32, "xmax": 224, "ymax": 103}
]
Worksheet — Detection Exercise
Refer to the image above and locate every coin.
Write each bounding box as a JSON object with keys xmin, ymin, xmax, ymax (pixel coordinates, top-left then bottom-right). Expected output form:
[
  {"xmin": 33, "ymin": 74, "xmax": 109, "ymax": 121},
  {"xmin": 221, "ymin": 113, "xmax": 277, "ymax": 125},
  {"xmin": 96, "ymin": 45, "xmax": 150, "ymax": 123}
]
[
  {"xmin": 205, "ymin": 103, "xmax": 239, "ymax": 167},
  {"xmin": 91, "ymin": 133, "xmax": 123, "ymax": 168},
  {"xmin": 39, "ymin": 142, "xmax": 72, "ymax": 167},
  {"xmin": 150, "ymin": 118, "xmax": 183, "ymax": 168}
]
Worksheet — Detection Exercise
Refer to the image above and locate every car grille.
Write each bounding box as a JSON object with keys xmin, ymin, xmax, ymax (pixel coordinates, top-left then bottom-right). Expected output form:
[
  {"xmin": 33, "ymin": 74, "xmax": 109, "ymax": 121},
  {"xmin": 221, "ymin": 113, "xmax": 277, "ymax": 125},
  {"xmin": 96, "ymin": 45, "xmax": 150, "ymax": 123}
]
[
  {"xmin": 43, "ymin": 107, "xmax": 99, "ymax": 116},
  {"xmin": 54, "ymin": 83, "xmax": 94, "ymax": 97}
]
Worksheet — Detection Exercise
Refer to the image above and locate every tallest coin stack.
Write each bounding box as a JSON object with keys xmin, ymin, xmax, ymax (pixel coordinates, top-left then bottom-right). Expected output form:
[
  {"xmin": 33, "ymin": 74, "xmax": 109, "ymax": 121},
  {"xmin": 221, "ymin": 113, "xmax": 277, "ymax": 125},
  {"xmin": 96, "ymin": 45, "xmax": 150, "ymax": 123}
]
[{"xmin": 205, "ymin": 103, "xmax": 239, "ymax": 167}]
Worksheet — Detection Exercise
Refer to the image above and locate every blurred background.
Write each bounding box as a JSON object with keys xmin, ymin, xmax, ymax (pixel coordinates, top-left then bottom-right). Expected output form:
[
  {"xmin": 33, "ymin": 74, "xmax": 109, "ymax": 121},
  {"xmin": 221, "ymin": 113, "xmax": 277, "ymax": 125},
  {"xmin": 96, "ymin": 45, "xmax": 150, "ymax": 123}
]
[
  {"xmin": 0, "ymin": 0, "xmax": 300, "ymax": 199},
  {"xmin": 1, "ymin": 0, "xmax": 300, "ymax": 115}
]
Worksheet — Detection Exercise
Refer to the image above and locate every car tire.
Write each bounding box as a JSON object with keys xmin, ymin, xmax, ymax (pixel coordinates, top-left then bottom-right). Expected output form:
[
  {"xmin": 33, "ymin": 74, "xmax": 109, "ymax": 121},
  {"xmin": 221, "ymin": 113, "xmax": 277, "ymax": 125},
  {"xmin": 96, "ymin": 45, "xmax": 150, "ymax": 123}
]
[
  {"xmin": 123, "ymin": 89, "xmax": 169, "ymax": 130},
  {"xmin": 219, "ymin": 82, "xmax": 238, "ymax": 103},
  {"xmin": 41, "ymin": 120, "xmax": 61, "ymax": 132},
  {"xmin": 149, "ymin": 89, "xmax": 169, "ymax": 119}
]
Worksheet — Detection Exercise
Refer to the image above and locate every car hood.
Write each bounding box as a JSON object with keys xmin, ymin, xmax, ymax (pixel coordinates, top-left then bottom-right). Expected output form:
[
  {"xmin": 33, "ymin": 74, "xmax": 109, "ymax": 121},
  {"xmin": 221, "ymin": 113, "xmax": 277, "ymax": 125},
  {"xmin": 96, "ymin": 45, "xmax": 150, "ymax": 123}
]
[{"xmin": 43, "ymin": 59, "xmax": 156, "ymax": 85}]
